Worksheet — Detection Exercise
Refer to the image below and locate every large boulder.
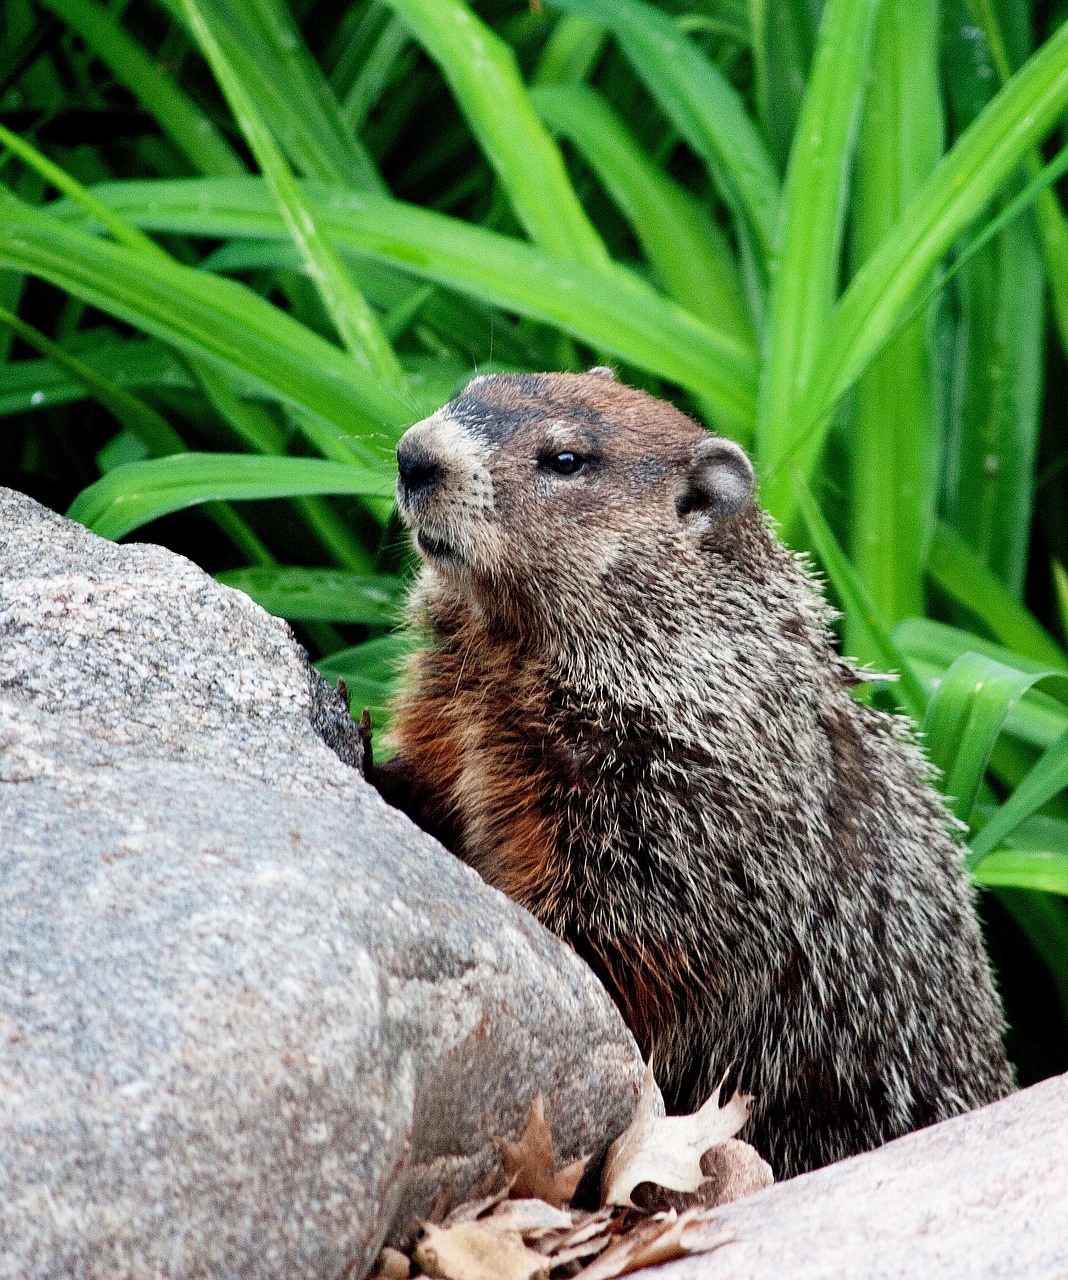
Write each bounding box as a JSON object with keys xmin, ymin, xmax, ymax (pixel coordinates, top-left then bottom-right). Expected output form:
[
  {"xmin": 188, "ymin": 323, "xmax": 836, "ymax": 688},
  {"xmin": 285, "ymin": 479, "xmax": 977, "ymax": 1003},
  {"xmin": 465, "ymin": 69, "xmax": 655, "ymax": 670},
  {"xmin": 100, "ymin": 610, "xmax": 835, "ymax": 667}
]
[{"xmin": 0, "ymin": 488, "xmax": 643, "ymax": 1279}]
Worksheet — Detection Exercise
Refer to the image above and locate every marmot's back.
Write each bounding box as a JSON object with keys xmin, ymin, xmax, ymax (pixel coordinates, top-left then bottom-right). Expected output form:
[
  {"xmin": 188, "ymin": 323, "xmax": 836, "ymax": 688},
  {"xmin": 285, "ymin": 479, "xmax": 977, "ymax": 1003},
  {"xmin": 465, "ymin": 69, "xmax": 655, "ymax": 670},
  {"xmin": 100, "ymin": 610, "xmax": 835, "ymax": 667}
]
[{"xmin": 375, "ymin": 369, "xmax": 1013, "ymax": 1177}]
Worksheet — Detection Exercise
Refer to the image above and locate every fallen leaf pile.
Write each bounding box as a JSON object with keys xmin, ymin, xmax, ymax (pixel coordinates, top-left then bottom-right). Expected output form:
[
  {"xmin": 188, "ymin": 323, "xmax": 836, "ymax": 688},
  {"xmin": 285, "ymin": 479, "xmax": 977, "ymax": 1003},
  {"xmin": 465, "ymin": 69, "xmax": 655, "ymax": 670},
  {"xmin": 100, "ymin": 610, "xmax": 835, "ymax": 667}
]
[{"xmin": 372, "ymin": 1071, "xmax": 773, "ymax": 1280}]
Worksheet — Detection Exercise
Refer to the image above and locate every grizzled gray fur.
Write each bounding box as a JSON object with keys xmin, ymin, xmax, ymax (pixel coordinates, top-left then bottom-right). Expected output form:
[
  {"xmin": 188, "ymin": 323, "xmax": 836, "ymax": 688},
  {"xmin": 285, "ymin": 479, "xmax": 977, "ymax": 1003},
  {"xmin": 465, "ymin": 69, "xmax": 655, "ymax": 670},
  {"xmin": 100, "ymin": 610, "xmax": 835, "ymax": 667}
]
[{"xmin": 375, "ymin": 369, "xmax": 1014, "ymax": 1178}]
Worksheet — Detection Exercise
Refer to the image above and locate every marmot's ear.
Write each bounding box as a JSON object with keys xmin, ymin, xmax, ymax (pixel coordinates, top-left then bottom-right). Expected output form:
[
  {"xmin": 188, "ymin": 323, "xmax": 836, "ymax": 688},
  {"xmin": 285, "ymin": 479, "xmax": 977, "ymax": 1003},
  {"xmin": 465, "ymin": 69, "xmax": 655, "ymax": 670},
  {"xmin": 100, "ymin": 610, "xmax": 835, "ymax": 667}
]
[
  {"xmin": 588, "ymin": 365, "xmax": 617, "ymax": 380},
  {"xmin": 676, "ymin": 435, "xmax": 753, "ymax": 524}
]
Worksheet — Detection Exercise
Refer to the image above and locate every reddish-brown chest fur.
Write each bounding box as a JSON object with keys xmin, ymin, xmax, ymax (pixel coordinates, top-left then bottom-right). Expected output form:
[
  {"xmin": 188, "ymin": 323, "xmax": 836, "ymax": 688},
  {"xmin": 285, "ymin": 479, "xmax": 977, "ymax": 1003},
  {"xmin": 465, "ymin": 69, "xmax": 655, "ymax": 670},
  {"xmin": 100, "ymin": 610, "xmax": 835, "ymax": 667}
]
[
  {"xmin": 386, "ymin": 624, "xmax": 696, "ymax": 1060},
  {"xmin": 388, "ymin": 626, "xmax": 561, "ymax": 908}
]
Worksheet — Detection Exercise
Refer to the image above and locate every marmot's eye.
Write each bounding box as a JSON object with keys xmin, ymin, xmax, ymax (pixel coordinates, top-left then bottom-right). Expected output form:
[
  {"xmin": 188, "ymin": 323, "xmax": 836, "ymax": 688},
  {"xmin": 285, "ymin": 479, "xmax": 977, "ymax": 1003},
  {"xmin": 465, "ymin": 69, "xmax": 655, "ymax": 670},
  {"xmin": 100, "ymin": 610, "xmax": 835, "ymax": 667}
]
[{"xmin": 540, "ymin": 451, "xmax": 587, "ymax": 477}]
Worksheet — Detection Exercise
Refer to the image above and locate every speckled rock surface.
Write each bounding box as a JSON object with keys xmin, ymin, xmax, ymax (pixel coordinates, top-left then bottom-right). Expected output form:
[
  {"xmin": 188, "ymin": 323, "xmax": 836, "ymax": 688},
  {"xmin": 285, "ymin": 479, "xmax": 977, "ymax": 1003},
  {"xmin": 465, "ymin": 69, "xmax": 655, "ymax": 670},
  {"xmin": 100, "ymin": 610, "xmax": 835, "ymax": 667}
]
[
  {"xmin": 0, "ymin": 488, "xmax": 643, "ymax": 1279},
  {"xmin": 639, "ymin": 1072, "xmax": 1068, "ymax": 1280}
]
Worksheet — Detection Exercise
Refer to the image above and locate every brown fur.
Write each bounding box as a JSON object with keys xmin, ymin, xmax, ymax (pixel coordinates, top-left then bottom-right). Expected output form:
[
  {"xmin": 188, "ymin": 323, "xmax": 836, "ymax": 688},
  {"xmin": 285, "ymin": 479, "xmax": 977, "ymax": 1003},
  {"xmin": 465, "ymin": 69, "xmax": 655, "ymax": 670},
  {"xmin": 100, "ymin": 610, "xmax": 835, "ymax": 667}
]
[{"xmin": 375, "ymin": 370, "xmax": 1014, "ymax": 1178}]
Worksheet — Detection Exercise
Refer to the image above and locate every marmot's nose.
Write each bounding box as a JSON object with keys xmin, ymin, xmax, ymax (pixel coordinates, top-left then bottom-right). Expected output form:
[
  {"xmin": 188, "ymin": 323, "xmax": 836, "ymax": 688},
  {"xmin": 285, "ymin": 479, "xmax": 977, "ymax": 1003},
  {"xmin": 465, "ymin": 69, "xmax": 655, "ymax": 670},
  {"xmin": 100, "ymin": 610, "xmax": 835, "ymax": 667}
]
[{"xmin": 397, "ymin": 440, "xmax": 444, "ymax": 501}]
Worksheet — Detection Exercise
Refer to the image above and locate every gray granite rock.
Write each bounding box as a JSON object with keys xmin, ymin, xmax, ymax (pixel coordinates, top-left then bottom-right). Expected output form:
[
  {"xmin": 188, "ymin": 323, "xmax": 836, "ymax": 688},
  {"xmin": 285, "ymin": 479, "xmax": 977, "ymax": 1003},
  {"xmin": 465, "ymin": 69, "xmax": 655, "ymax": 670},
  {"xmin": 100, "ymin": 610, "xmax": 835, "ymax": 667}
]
[
  {"xmin": 0, "ymin": 488, "xmax": 643, "ymax": 1279},
  {"xmin": 644, "ymin": 1071, "xmax": 1068, "ymax": 1280}
]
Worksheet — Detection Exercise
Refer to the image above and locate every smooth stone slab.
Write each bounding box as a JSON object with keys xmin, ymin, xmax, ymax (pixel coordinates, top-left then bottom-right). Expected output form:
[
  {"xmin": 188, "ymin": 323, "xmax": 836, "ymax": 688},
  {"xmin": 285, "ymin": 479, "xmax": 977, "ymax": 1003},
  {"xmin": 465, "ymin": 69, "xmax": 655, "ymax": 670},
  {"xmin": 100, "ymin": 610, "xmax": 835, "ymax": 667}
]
[{"xmin": 645, "ymin": 1072, "xmax": 1067, "ymax": 1280}]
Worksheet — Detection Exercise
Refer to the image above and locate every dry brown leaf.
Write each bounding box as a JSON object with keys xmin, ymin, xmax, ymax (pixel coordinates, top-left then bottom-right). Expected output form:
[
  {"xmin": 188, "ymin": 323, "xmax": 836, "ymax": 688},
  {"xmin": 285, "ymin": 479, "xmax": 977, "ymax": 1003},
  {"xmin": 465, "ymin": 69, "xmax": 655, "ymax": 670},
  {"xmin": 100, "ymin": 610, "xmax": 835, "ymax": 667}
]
[
  {"xmin": 496, "ymin": 1091, "xmax": 590, "ymax": 1208},
  {"xmin": 572, "ymin": 1209, "xmax": 732, "ymax": 1280},
  {"xmin": 545, "ymin": 1206, "xmax": 616, "ymax": 1252},
  {"xmin": 483, "ymin": 1198, "xmax": 575, "ymax": 1234},
  {"xmin": 601, "ymin": 1066, "xmax": 752, "ymax": 1208},
  {"xmin": 413, "ymin": 1222, "xmax": 549, "ymax": 1280}
]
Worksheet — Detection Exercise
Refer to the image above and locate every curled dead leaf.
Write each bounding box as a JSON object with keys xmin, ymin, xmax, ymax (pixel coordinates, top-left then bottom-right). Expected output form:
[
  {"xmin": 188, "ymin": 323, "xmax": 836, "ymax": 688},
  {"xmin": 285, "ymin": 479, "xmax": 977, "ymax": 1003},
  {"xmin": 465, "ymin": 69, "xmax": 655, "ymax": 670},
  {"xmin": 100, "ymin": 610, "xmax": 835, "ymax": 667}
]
[
  {"xmin": 483, "ymin": 1199, "xmax": 575, "ymax": 1234},
  {"xmin": 414, "ymin": 1222, "xmax": 549, "ymax": 1280},
  {"xmin": 572, "ymin": 1208, "xmax": 732, "ymax": 1280},
  {"xmin": 601, "ymin": 1066, "xmax": 753, "ymax": 1208}
]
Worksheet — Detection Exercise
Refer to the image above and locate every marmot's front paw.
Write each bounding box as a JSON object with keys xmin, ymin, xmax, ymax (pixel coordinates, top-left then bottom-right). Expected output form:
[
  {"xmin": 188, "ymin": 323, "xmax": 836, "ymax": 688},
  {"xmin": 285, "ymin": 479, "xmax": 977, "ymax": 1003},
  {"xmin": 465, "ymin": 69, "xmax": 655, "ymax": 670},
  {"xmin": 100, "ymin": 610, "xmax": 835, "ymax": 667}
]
[{"xmin": 357, "ymin": 706, "xmax": 374, "ymax": 778}]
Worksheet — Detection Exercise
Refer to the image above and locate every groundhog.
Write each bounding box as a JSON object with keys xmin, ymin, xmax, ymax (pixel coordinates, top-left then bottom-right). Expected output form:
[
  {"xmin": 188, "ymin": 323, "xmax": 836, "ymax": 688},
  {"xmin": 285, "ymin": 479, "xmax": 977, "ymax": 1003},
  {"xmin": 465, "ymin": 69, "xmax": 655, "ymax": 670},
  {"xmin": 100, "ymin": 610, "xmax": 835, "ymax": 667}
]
[{"xmin": 372, "ymin": 368, "xmax": 1014, "ymax": 1179}]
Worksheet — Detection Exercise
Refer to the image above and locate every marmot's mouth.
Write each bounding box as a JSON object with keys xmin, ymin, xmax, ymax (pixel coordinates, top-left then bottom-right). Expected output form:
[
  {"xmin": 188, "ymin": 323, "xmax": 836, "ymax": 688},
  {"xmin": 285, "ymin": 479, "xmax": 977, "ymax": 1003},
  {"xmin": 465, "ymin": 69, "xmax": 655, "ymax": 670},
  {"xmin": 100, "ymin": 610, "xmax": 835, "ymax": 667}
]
[{"xmin": 417, "ymin": 530, "xmax": 461, "ymax": 564}]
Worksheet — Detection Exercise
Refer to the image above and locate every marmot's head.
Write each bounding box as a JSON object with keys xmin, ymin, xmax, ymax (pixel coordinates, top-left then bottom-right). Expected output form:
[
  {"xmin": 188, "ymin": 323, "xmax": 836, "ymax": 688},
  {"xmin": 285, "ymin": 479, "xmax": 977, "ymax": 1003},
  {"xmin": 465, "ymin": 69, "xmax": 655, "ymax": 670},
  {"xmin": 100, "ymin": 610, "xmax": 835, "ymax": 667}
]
[{"xmin": 395, "ymin": 370, "xmax": 754, "ymax": 628}]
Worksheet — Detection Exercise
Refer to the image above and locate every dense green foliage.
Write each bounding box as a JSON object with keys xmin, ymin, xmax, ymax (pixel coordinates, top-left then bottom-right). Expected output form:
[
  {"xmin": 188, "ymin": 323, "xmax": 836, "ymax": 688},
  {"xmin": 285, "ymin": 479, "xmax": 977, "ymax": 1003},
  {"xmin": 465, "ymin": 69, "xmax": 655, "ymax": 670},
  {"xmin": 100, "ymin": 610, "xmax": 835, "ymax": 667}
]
[{"xmin": 3, "ymin": 0, "xmax": 1068, "ymax": 1080}]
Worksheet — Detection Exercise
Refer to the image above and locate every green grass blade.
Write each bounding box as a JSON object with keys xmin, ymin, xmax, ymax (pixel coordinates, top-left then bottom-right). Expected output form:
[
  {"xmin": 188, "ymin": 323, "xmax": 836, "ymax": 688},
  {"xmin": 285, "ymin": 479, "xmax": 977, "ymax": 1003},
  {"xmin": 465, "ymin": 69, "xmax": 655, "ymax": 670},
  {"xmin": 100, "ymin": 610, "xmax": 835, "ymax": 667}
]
[
  {"xmin": 532, "ymin": 12, "xmax": 606, "ymax": 85},
  {"xmin": 792, "ymin": 467, "xmax": 927, "ymax": 719},
  {"xmin": 942, "ymin": 11, "xmax": 1046, "ymax": 604},
  {"xmin": 845, "ymin": 0, "xmax": 942, "ymax": 654},
  {"xmin": 548, "ymin": 0, "xmax": 781, "ymax": 271},
  {"xmin": 74, "ymin": 177, "xmax": 759, "ymax": 431},
  {"xmin": 973, "ymin": 849, "xmax": 1068, "ymax": 895},
  {"xmin": 156, "ymin": 0, "xmax": 382, "ymax": 190},
  {"xmin": 755, "ymin": 0, "xmax": 879, "ymax": 526},
  {"xmin": 894, "ymin": 617, "xmax": 1068, "ymax": 749},
  {"xmin": 0, "ymin": 123, "xmax": 322, "ymax": 465},
  {"xmin": 972, "ymin": 811, "xmax": 1068, "ymax": 894},
  {"xmin": 218, "ymin": 0, "xmax": 383, "ymax": 190},
  {"xmin": 215, "ymin": 565, "xmax": 405, "ymax": 623},
  {"xmin": 928, "ymin": 523, "xmax": 1068, "ymax": 667},
  {"xmin": 531, "ymin": 83, "xmax": 754, "ymax": 350},
  {"xmin": 923, "ymin": 651, "xmax": 1067, "ymax": 823},
  {"xmin": 0, "ymin": 338, "xmax": 191, "ymax": 415},
  {"xmin": 1055, "ymin": 561, "xmax": 1068, "ymax": 645},
  {"xmin": 383, "ymin": 0, "xmax": 608, "ymax": 270},
  {"xmin": 964, "ymin": 0, "xmax": 1068, "ymax": 360},
  {"xmin": 0, "ymin": 306, "xmax": 181, "ymax": 456},
  {"xmin": 804, "ymin": 16, "xmax": 1068, "ymax": 430},
  {"xmin": 179, "ymin": 0, "xmax": 403, "ymax": 387},
  {"xmin": 971, "ymin": 726, "xmax": 1068, "ymax": 862},
  {"xmin": 338, "ymin": 14, "xmax": 410, "ymax": 133},
  {"xmin": 749, "ymin": 0, "xmax": 819, "ymax": 171},
  {"xmin": 943, "ymin": 213, "xmax": 1044, "ymax": 599},
  {"xmin": 0, "ymin": 197, "xmax": 412, "ymax": 454},
  {"xmin": 36, "ymin": 0, "xmax": 244, "ymax": 177},
  {"xmin": 67, "ymin": 453, "xmax": 395, "ymax": 540}
]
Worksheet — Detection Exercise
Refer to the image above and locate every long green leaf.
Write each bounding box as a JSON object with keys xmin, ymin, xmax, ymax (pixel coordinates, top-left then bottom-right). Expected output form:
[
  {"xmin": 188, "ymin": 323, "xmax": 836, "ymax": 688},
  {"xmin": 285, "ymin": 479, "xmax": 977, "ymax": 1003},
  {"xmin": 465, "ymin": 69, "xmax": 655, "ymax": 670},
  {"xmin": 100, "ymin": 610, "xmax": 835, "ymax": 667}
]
[
  {"xmin": 845, "ymin": 0, "xmax": 942, "ymax": 654},
  {"xmin": 0, "ymin": 196, "xmax": 413, "ymax": 454},
  {"xmin": 973, "ymin": 849, "xmax": 1068, "ymax": 895},
  {"xmin": 548, "ymin": 0, "xmax": 781, "ymax": 272},
  {"xmin": 1055, "ymin": 561, "xmax": 1068, "ymax": 645},
  {"xmin": 927, "ymin": 523, "xmax": 1068, "ymax": 667},
  {"xmin": 219, "ymin": 0, "xmax": 383, "ymax": 190},
  {"xmin": 179, "ymin": 0, "xmax": 403, "ymax": 385},
  {"xmin": 67, "ymin": 453, "xmax": 395, "ymax": 540},
  {"xmin": 216, "ymin": 565, "xmax": 405, "ymax": 623},
  {"xmin": 803, "ymin": 16, "xmax": 1068, "ymax": 427},
  {"xmin": 970, "ymin": 726, "xmax": 1068, "ymax": 862},
  {"xmin": 942, "ymin": 7, "xmax": 1046, "ymax": 604},
  {"xmin": 532, "ymin": 12, "xmax": 606, "ymax": 86},
  {"xmin": 943, "ymin": 211, "xmax": 1044, "ymax": 599},
  {"xmin": 756, "ymin": 0, "xmax": 879, "ymax": 525},
  {"xmin": 894, "ymin": 617, "xmax": 1068, "ymax": 752},
  {"xmin": 36, "ymin": 0, "xmax": 245, "ymax": 177},
  {"xmin": 972, "ymin": 811, "xmax": 1068, "ymax": 894},
  {"xmin": 0, "ymin": 307, "xmax": 181, "ymax": 456},
  {"xmin": 750, "ymin": 0, "xmax": 821, "ymax": 170},
  {"xmin": 383, "ymin": 0, "xmax": 607, "ymax": 270},
  {"xmin": 71, "ymin": 177, "xmax": 759, "ymax": 431},
  {"xmin": 531, "ymin": 83, "xmax": 754, "ymax": 349},
  {"xmin": 964, "ymin": 0, "xmax": 1068, "ymax": 359},
  {"xmin": 0, "ymin": 337, "xmax": 192, "ymax": 415},
  {"xmin": 792, "ymin": 468, "xmax": 927, "ymax": 718},
  {"xmin": 923, "ymin": 651, "xmax": 1068, "ymax": 824}
]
